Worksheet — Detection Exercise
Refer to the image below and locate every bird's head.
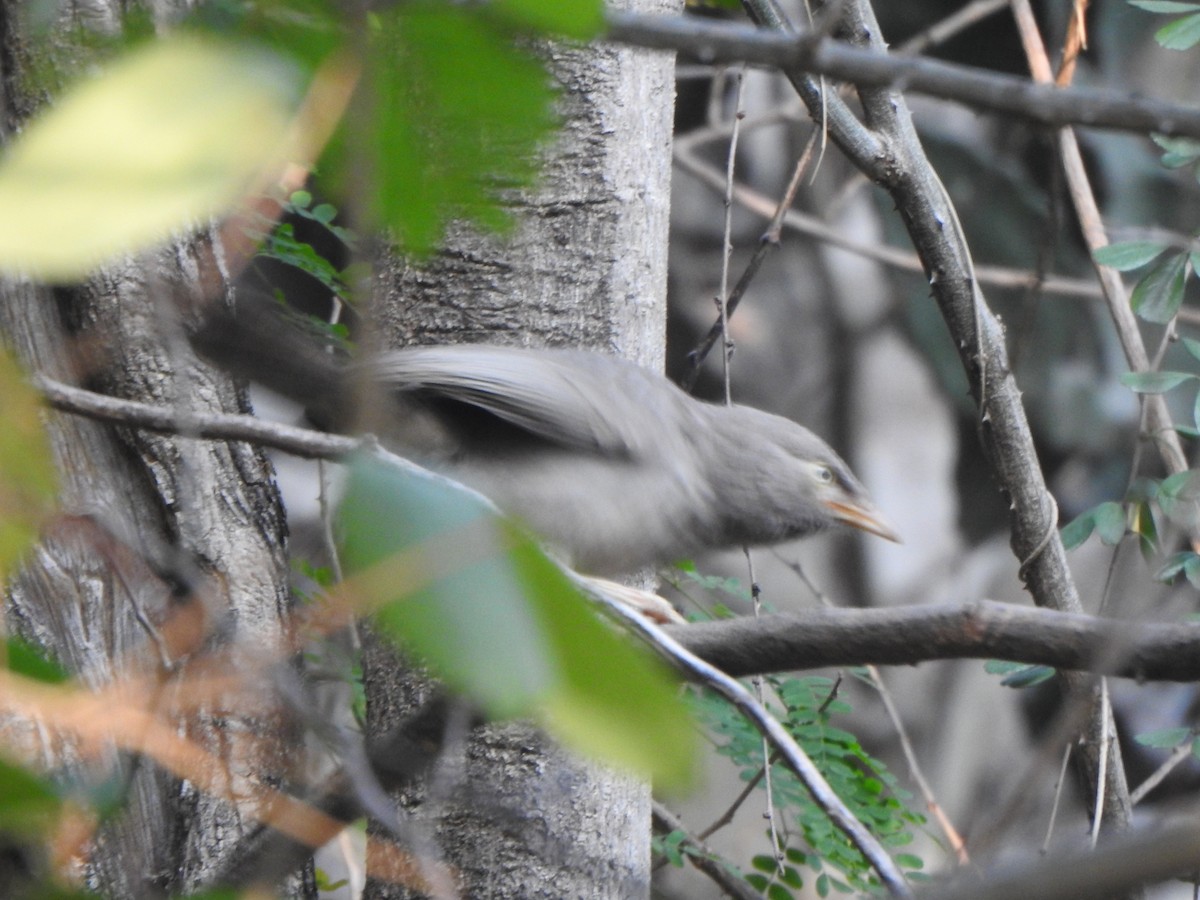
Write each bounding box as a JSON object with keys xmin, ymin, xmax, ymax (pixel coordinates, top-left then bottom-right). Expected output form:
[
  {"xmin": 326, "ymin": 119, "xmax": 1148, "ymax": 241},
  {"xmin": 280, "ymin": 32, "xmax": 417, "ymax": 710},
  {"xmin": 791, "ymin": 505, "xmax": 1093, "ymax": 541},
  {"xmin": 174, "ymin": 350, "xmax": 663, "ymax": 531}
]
[{"xmin": 704, "ymin": 405, "xmax": 900, "ymax": 547}]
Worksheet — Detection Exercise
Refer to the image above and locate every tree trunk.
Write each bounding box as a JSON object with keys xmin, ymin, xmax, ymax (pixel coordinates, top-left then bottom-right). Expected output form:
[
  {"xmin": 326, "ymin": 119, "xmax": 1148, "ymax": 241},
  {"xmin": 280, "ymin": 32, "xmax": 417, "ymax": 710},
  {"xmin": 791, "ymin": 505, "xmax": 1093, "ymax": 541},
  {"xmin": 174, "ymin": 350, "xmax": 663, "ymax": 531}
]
[{"xmin": 363, "ymin": 2, "xmax": 679, "ymax": 896}]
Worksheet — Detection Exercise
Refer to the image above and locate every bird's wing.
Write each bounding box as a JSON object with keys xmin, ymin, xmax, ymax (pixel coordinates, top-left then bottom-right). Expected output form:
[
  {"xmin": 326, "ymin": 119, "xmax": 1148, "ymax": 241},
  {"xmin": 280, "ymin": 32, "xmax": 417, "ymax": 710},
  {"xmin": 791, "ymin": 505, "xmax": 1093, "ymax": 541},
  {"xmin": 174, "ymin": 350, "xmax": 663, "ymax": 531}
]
[{"xmin": 364, "ymin": 345, "xmax": 669, "ymax": 457}]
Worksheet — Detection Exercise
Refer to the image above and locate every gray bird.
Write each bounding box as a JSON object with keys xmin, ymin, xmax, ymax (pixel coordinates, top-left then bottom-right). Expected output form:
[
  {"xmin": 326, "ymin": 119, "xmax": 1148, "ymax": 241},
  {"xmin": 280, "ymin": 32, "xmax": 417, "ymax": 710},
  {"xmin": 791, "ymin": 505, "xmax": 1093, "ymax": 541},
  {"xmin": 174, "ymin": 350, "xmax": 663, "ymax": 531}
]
[{"xmin": 356, "ymin": 344, "xmax": 898, "ymax": 576}]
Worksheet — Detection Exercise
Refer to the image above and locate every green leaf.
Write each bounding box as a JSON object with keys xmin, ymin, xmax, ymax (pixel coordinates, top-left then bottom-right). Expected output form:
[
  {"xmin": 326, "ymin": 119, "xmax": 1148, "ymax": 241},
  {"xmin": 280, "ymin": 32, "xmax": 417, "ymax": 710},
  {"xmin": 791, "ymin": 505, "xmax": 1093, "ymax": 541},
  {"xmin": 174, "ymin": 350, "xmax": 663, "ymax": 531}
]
[
  {"xmin": 0, "ymin": 351, "xmax": 57, "ymax": 580},
  {"xmin": 1119, "ymin": 370, "xmax": 1196, "ymax": 393},
  {"xmin": 988, "ymin": 662, "xmax": 1056, "ymax": 691},
  {"xmin": 895, "ymin": 853, "xmax": 924, "ymax": 870},
  {"xmin": 1092, "ymin": 241, "xmax": 1166, "ymax": 271},
  {"xmin": 490, "ymin": 0, "xmax": 605, "ymax": 38},
  {"xmin": 752, "ymin": 854, "xmax": 778, "ymax": 873},
  {"xmin": 1060, "ymin": 507, "xmax": 1097, "ymax": 549},
  {"xmin": 1131, "ymin": 500, "xmax": 1159, "ymax": 558},
  {"xmin": 0, "ymin": 757, "xmax": 60, "ymax": 837},
  {"xmin": 1131, "ymin": 252, "xmax": 1190, "ymax": 323},
  {"xmin": 1152, "ymin": 135, "xmax": 1200, "ymax": 168},
  {"xmin": 363, "ymin": 6, "xmax": 557, "ymax": 255},
  {"xmin": 1156, "ymin": 550, "xmax": 1194, "ymax": 582},
  {"xmin": 1157, "ymin": 470, "xmax": 1200, "ymax": 526},
  {"xmin": 1129, "ymin": 0, "xmax": 1200, "ymax": 11},
  {"xmin": 3, "ymin": 638, "xmax": 67, "ymax": 684},
  {"xmin": 1135, "ymin": 726, "xmax": 1192, "ymax": 748},
  {"xmin": 0, "ymin": 36, "xmax": 305, "ymax": 280},
  {"xmin": 1093, "ymin": 501, "xmax": 1127, "ymax": 545},
  {"xmin": 337, "ymin": 456, "xmax": 695, "ymax": 787},
  {"xmin": 1156, "ymin": 11, "xmax": 1200, "ymax": 48}
]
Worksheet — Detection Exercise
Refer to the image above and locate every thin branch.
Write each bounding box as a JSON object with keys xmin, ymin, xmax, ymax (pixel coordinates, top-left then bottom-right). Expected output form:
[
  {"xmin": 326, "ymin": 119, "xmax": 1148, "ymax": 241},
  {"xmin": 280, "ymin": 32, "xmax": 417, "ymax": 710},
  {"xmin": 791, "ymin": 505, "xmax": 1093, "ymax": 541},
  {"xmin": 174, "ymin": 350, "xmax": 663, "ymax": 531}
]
[
  {"xmin": 604, "ymin": 12, "xmax": 1200, "ymax": 138},
  {"xmin": 651, "ymin": 802, "xmax": 764, "ymax": 900},
  {"xmin": 894, "ymin": 0, "xmax": 1010, "ymax": 55},
  {"xmin": 36, "ymin": 375, "xmax": 358, "ymax": 460},
  {"xmin": 864, "ymin": 666, "xmax": 969, "ymax": 864},
  {"xmin": 673, "ymin": 132, "xmax": 1108, "ymax": 304},
  {"xmin": 1130, "ymin": 736, "xmax": 1197, "ymax": 806},
  {"xmin": 682, "ymin": 130, "xmax": 822, "ymax": 391}
]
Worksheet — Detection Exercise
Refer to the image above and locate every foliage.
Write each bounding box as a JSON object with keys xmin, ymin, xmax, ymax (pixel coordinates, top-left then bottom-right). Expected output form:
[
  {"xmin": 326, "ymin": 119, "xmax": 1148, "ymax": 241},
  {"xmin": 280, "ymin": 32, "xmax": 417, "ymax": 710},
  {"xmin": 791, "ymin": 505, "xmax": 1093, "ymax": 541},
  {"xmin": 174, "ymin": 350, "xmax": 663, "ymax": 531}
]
[
  {"xmin": 1129, "ymin": 0, "xmax": 1200, "ymax": 50},
  {"xmin": 688, "ymin": 673, "xmax": 925, "ymax": 896}
]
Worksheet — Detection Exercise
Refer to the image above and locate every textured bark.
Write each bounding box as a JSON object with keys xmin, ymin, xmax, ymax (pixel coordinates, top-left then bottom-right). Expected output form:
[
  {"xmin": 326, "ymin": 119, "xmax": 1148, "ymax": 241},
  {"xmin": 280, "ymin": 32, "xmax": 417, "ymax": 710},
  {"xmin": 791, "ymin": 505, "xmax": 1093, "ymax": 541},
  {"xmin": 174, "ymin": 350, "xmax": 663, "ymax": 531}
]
[
  {"xmin": 0, "ymin": 5, "xmax": 298, "ymax": 896},
  {"xmin": 363, "ymin": 2, "xmax": 679, "ymax": 897}
]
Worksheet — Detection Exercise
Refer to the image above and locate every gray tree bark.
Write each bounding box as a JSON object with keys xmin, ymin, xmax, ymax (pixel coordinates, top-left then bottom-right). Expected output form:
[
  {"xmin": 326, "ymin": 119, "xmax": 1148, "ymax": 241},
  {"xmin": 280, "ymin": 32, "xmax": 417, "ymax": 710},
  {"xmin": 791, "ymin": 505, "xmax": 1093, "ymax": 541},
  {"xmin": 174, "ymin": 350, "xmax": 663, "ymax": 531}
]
[
  {"xmin": 0, "ymin": 5, "xmax": 299, "ymax": 896},
  {"xmin": 363, "ymin": 2, "xmax": 679, "ymax": 897}
]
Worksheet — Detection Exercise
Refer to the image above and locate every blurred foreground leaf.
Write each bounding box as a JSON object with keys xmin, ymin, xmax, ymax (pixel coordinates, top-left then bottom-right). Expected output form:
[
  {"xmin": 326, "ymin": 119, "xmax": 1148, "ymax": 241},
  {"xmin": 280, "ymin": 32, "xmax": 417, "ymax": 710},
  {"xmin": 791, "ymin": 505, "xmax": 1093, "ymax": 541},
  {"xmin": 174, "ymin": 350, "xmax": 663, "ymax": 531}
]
[
  {"xmin": 338, "ymin": 456, "xmax": 695, "ymax": 788},
  {"xmin": 362, "ymin": 5, "xmax": 557, "ymax": 254},
  {"xmin": 0, "ymin": 36, "xmax": 305, "ymax": 280},
  {"xmin": 0, "ymin": 351, "xmax": 56, "ymax": 579},
  {"xmin": 0, "ymin": 756, "xmax": 60, "ymax": 838}
]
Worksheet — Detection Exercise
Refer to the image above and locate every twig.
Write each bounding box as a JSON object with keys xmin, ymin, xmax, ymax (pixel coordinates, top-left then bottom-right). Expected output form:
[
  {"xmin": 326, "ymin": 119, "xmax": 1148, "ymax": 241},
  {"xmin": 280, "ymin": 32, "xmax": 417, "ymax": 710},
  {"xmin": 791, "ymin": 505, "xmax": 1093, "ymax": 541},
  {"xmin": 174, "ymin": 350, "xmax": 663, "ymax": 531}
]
[
  {"xmin": 1041, "ymin": 743, "xmax": 1073, "ymax": 854},
  {"xmin": 895, "ymin": 0, "xmax": 1010, "ymax": 55},
  {"xmin": 1130, "ymin": 734, "xmax": 1197, "ymax": 806},
  {"xmin": 864, "ymin": 666, "xmax": 969, "ymax": 864},
  {"xmin": 682, "ymin": 130, "xmax": 822, "ymax": 390},
  {"xmin": 651, "ymin": 802, "xmax": 764, "ymax": 900},
  {"xmin": 673, "ymin": 134, "xmax": 1108, "ymax": 304}
]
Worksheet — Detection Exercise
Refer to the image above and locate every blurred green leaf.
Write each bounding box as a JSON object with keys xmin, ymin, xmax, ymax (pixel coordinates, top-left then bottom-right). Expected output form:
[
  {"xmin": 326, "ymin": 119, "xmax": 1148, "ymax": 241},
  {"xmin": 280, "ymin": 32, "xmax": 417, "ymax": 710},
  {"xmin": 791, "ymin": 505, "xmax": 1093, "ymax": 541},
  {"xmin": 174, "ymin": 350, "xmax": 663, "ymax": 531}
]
[
  {"xmin": 1157, "ymin": 470, "xmax": 1200, "ymax": 525},
  {"xmin": 0, "ymin": 757, "xmax": 60, "ymax": 838},
  {"xmin": 1156, "ymin": 551, "xmax": 1200, "ymax": 587},
  {"xmin": 1135, "ymin": 726, "xmax": 1192, "ymax": 748},
  {"xmin": 1152, "ymin": 134, "xmax": 1200, "ymax": 168},
  {"xmin": 985, "ymin": 661, "xmax": 1056, "ymax": 687},
  {"xmin": 364, "ymin": 5, "xmax": 556, "ymax": 255},
  {"xmin": 1129, "ymin": 0, "xmax": 1200, "ymax": 12},
  {"xmin": 3, "ymin": 638, "xmax": 67, "ymax": 684},
  {"xmin": 1092, "ymin": 241, "xmax": 1166, "ymax": 270},
  {"xmin": 1183, "ymin": 337, "xmax": 1200, "ymax": 362},
  {"xmin": 1156, "ymin": 11, "xmax": 1200, "ymax": 48},
  {"xmin": 0, "ymin": 351, "xmax": 56, "ymax": 580},
  {"xmin": 0, "ymin": 36, "xmax": 305, "ymax": 280},
  {"xmin": 337, "ymin": 455, "xmax": 694, "ymax": 787},
  {"xmin": 490, "ymin": 0, "xmax": 604, "ymax": 38},
  {"xmin": 1060, "ymin": 506, "xmax": 1096, "ymax": 549},
  {"xmin": 1093, "ymin": 501, "xmax": 1127, "ymax": 545},
  {"xmin": 1131, "ymin": 251, "xmax": 1189, "ymax": 323},
  {"xmin": 1119, "ymin": 370, "xmax": 1195, "ymax": 393}
]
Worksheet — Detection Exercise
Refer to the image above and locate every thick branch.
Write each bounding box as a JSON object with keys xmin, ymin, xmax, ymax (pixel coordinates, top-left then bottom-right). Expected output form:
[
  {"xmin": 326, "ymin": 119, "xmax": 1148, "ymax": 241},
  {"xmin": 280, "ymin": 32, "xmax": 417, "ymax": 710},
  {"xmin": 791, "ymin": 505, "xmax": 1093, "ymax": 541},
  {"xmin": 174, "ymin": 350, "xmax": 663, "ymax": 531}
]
[
  {"xmin": 604, "ymin": 12, "xmax": 1200, "ymax": 138},
  {"xmin": 668, "ymin": 600, "xmax": 1200, "ymax": 682}
]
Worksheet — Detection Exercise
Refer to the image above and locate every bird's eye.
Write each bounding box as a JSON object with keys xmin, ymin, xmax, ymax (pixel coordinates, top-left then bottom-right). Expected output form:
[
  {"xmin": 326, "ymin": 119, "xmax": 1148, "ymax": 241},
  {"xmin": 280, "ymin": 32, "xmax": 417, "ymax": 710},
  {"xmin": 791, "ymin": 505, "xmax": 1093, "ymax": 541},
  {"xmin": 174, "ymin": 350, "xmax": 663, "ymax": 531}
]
[{"xmin": 815, "ymin": 465, "xmax": 834, "ymax": 484}]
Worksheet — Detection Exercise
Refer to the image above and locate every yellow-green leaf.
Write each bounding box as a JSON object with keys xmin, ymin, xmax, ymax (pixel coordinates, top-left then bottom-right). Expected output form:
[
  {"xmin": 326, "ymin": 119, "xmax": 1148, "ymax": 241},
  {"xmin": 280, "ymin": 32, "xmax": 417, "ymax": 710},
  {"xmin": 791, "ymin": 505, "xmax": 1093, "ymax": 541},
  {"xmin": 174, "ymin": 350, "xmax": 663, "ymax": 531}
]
[
  {"xmin": 0, "ymin": 351, "xmax": 56, "ymax": 579},
  {"xmin": 0, "ymin": 36, "xmax": 305, "ymax": 281}
]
